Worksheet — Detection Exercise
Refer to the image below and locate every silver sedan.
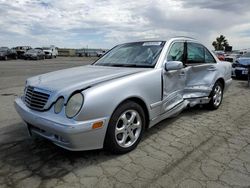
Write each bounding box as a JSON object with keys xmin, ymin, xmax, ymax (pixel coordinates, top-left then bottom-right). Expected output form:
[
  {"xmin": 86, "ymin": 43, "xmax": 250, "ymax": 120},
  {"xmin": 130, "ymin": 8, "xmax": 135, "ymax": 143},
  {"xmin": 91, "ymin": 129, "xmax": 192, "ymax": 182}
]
[{"xmin": 15, "ymin": 37, "xmax": 232, "ymax": 154}]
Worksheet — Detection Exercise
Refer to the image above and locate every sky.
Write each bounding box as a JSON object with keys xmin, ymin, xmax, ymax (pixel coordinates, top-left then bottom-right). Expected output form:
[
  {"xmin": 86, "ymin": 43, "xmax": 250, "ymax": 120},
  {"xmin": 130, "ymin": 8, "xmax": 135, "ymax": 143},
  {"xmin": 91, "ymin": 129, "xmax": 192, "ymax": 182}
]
[{"xmin": 0, "ymin": 0, "xmax": 250, "ymax": 50}]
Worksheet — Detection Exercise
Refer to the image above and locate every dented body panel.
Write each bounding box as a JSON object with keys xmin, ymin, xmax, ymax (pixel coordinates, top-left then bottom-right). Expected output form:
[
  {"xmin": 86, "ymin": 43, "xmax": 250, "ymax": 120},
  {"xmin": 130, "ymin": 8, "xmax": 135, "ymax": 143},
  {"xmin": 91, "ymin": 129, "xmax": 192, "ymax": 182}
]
[{"xmin": 15, "ymin": 37, "xmax": 232, "ymax": 151}]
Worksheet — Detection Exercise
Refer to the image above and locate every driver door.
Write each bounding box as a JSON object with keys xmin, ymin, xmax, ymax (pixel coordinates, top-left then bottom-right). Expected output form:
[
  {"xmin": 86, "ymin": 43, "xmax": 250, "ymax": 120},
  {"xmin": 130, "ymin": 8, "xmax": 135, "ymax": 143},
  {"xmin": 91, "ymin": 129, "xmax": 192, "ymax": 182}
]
[{"xmin": 161, "ymin": 42, "xmax": 186, "ymax": 113}]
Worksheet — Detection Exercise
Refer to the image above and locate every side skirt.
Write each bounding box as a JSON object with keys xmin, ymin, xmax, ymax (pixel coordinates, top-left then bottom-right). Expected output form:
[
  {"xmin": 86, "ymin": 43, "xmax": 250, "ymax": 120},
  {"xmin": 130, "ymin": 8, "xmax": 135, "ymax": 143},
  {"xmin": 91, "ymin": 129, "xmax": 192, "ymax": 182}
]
[
  {"xmin": 185, "ymin": 97, "xmax": 210, "ymax": 107},
  {"xmin": 148, "ymin": 100, "xmax": 189, "ymax": 128},
  {"xmin": 148, "ymin": 96, "xmax": 210, "ymax": 128}
]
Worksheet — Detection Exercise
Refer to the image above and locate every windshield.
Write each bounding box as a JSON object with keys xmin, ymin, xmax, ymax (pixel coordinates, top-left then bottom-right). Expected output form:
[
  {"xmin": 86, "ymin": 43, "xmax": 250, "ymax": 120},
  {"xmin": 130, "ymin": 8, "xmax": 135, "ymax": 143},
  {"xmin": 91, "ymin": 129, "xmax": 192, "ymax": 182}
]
[
  {"xmin": 242, "ymin": 52, "xmax": 250, "ymax": 58},
  {"xmin": 94, "ymin": 41, "xmax": 165, "ymax": 68},
  {"xmin": 42, "ymin": 47, "xmax": 50, "ymax": 50},
  {"xmin": 27, "ymin": 49, "xmax": 38, "ymax": 53},
  {"xmin": 0, "ymin": 47, "xmax": 8, "ymax": 51}
]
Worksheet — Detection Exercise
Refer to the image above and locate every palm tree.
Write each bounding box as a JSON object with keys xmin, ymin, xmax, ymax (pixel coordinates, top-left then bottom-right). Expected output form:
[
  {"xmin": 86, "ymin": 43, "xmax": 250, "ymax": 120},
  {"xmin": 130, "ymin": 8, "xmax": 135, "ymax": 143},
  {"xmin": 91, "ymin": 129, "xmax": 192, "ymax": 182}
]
[{"xmin": 212, "ymin": 35, "xmax": 229, "ymax": 51}]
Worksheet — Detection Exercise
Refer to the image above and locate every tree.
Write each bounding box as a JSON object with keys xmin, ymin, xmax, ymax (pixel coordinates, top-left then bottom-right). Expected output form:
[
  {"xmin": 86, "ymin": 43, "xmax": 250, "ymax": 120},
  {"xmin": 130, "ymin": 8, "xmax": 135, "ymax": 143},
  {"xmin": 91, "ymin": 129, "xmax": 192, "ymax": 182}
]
[{"xmin": 212, "ymin": 35, "xmax": 229, "ymax": 51}]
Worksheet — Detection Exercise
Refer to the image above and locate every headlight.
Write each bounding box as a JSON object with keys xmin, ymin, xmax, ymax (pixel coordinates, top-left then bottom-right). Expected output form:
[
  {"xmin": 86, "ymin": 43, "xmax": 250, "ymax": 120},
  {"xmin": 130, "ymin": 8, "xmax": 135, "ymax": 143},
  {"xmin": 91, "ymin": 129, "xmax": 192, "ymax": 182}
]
[
  {"xmin": 54, "ymin": 97, "xmax": 64, "ymax": 114},
  {"xmin": 65, "ymin": 93, "xmax": 84, "ymax": 118}
]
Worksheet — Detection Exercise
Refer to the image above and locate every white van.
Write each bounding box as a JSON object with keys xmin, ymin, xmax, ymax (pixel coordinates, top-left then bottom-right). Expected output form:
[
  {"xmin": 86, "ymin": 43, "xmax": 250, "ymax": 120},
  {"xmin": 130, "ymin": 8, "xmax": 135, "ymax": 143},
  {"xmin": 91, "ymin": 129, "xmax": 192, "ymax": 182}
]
[{"xmin": 42, "ymin": 45, "xmax": 58, "ymax": 59}]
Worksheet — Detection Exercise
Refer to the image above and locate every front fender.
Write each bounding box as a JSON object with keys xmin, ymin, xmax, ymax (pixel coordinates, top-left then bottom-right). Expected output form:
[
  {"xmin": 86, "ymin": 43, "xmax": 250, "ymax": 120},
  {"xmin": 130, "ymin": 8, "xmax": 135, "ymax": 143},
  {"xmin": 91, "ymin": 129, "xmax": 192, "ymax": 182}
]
[{"xmin": 76, "ymin": 69, "xmax": 162, "ymax": 121}]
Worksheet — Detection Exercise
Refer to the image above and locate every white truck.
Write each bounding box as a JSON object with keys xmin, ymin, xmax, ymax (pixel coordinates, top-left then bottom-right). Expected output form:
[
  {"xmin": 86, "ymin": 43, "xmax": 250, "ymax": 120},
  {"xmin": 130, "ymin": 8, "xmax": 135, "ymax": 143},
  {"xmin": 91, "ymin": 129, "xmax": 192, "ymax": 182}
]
[{"xmin": 42, "ymin": 45, "xmax": 58, "ymax": 59}]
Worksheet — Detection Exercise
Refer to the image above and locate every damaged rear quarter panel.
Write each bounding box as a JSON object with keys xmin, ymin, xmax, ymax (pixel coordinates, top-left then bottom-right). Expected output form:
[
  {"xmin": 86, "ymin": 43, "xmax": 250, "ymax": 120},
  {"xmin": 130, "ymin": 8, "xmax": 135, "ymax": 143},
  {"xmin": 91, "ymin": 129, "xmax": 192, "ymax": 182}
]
[{"xmin": 184, "ymin": 62, "xmax": 228, "ymax": 99}]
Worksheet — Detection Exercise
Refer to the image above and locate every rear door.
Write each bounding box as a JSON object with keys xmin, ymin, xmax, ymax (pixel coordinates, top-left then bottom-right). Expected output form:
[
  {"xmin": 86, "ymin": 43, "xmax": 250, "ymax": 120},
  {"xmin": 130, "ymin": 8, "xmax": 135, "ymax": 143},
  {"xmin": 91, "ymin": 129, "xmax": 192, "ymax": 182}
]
[{"xmin": 184, "ymin": 42, "xmax": 218, "ymax": 98}]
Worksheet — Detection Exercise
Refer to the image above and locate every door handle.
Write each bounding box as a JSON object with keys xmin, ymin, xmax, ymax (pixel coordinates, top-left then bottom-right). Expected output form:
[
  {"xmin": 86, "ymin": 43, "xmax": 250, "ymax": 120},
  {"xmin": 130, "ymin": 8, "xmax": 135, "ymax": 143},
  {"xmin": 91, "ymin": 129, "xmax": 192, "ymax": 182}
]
[{"xmin": 207, "ymin": 66, "xmax": 216, "ymax": 71}]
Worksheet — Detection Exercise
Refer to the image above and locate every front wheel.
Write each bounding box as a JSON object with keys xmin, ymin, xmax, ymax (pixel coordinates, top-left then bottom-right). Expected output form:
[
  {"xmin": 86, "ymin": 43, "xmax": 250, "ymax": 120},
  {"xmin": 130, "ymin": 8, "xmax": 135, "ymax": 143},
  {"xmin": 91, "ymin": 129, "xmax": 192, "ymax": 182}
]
[
  {"xmin": 207, "ymin": 82, "xmax": 224, "ymax": 110},
  {"xmin": 104, "ymin": 101, "xmax": 145, "ymax": 154}
]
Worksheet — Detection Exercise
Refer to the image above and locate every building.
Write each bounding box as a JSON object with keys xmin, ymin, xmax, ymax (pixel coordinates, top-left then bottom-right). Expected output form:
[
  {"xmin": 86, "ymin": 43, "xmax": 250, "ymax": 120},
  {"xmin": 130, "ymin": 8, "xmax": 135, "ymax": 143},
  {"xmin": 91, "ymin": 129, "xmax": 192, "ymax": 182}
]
[{"xmin": 58, "ymin": 48, "xmax": 76, "ymax": 56}]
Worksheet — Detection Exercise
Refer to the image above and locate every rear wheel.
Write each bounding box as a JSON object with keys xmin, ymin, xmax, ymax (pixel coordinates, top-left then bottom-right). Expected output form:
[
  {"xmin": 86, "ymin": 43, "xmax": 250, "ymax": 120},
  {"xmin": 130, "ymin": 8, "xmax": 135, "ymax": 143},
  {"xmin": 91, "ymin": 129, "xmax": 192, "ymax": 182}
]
[
  {"xmin": 104, "ymin": 101, "xmax": 145, "ymax": 154},
  {"xmin": 207, "ymin": 82, "xmax": 223, "ymax": 110}
]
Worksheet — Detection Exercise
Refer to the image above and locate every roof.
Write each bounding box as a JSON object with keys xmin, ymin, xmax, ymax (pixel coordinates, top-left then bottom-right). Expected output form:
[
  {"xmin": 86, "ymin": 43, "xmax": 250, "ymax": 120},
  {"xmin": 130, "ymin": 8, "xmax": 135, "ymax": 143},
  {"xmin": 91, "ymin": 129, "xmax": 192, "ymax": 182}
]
[{"xmin": 125, "ymin": 36, "xmax": 198, "ymax": 44}]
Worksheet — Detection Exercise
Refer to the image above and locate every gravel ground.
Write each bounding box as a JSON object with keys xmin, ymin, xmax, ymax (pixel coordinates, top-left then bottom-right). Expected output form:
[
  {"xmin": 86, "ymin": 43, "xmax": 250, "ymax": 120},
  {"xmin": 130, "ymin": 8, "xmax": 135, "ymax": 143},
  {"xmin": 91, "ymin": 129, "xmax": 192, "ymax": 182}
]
[{"xmin": 0, "ymin": 57, "xmax": 249, "ymax": 188}]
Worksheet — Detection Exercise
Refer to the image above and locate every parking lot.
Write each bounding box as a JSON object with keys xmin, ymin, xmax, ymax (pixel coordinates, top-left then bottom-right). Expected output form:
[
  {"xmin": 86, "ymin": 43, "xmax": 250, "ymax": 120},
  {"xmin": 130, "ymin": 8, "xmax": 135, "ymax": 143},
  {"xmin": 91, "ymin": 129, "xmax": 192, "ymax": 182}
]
[{"xmin": 0, "ymin": 57, "xmax": 250, "ymax": 188}]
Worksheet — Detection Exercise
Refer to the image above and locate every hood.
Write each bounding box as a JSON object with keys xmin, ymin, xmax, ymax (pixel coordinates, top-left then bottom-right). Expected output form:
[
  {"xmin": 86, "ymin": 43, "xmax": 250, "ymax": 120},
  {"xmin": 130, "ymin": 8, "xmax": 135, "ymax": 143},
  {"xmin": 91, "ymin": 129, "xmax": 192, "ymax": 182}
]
[
  {"xmin": 237, "ymin": 57, "xmax": 250, "ymax": 65},
  {"xmin": 27, "ymin": 65, "xmax": 148, "ymax": 97},
  {"xmin": 43, "ymin": 49, "xmax": 52, "ymax": 53},
  {"xmin": 25, "ymin": 52, "xmax": 37, "ymax": 55},
  {"xmin": 0, "ymin": 51, "xmax": 7, "ymax": 54}
]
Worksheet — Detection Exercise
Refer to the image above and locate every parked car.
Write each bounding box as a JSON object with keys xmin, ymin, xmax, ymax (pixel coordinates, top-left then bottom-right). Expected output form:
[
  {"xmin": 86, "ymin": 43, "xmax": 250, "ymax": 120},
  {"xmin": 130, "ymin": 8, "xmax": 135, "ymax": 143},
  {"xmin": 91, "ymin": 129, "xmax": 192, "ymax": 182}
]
[
  {"xmin": 97, "ymin": 50, "xmax": 106, "ymax": 57},
  {"xmin": 42, "ymin": 46, "xmax": 58, "ymax": 59},
  {"xmin": 24, "ymin": 49, "xmax": 45, "ymax": 60},
  {"xmin": 13, "ymin": 46, "xmax": 32, "ymax": 58},
  {"xmin": 213, "ymin": 51, "xmax": 225, "ymax": 61},
  {"xmin": 84, "ymin": 49, "xmax": 99, "ymax": 57},
  {"xmin": 0, "ymin": 47, "xmax": 18, "ymax": 60},
  {"xmin": 225, "ymin": 54, "xmax": 239, "ymax": 63},
  {"xmin": 15, "ymin": 37, "xmax": 232, "ymax": 154},
  {"xmin": 232, "ymin": 52, "xmax": 250, "ymax": 78}
]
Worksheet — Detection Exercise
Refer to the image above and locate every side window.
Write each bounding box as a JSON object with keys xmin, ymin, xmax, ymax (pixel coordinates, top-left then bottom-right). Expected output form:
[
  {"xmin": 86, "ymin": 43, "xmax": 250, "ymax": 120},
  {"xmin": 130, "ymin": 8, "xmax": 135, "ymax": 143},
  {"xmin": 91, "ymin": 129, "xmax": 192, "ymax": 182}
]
[
  {"xmin": 205, "ymin": 48, "xmax": 216, "ymax": 63},
  {"xmin": 167, "ymin": 42, "xmax": 184, "ymax": 62},
  {"xmin": 187, "ymin": 43, "xmax": 204, "ymax": 64}
]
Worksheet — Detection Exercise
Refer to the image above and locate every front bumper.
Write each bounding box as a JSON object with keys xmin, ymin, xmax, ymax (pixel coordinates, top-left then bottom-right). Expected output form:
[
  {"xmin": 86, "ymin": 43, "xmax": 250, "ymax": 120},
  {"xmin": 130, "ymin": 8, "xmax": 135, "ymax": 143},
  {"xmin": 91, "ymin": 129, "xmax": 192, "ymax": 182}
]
[
  {"xmin": 45, "ymin": 53, "xmax": 52, "ymax": 58},
  {"xmin": 24, "ymin": 55, "xmax": 37, "ymax": 60},
  {"xmin": 14, "ymin": 97, "xmax": 109, "ymax": 151},
  {"xmin": 232, "ymin": 67, "xmax": 248, "ymax": 78}
]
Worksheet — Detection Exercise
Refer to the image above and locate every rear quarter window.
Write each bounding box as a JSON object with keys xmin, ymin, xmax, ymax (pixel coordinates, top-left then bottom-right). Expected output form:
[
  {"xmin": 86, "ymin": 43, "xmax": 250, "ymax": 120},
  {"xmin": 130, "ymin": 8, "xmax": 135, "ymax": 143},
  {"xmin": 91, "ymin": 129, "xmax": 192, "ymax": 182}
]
[{"xmin": 205, "ymin": 48, "xmax": 216, "ymax": 63}]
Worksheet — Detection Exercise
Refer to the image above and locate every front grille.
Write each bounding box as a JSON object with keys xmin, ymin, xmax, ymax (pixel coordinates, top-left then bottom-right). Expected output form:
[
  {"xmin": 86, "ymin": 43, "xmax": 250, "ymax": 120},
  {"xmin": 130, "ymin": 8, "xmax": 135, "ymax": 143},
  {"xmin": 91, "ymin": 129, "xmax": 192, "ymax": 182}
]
[{"xmin": 24, "ymin": 86, "xmax": 50, "ymax": 111}]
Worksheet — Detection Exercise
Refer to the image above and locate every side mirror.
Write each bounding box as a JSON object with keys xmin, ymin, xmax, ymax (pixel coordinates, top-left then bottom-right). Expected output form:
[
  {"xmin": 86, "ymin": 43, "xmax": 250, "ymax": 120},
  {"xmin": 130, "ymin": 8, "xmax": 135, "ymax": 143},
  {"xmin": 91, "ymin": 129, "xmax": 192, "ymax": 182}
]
[{"xmin": 165, "ymin": 61, "xmax": 183, "ymax": 71}]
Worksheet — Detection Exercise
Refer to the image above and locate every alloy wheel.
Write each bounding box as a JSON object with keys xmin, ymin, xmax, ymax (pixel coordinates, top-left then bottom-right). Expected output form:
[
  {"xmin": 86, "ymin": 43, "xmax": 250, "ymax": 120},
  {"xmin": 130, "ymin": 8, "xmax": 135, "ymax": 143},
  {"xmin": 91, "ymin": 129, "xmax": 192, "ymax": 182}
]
[
  {"xmin": 115, "ymin": 110, "xmax": 142, "ymax": 148},
  {"xmin": 213, "ymin": 85, "xmax": 222, "ymax": 107}
]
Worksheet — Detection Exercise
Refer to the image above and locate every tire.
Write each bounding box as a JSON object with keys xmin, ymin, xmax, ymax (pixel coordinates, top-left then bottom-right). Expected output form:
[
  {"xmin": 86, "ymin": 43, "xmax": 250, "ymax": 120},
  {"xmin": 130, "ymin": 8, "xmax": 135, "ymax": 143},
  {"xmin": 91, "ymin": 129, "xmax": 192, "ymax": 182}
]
[
  {"xmin": 207, "ymin": 82, "xmax": 224, "ymax": 110},
  {"xmin": 104, "ymin": 101, "xmax": 145, "ymax": 154}
]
